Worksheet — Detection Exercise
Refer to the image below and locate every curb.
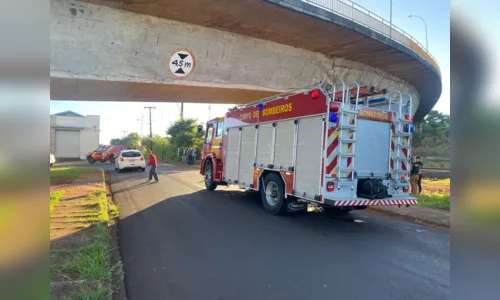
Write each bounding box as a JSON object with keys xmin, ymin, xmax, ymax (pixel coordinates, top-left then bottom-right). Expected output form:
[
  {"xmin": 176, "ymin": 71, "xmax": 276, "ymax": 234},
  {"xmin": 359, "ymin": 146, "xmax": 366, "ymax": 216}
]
[{"xmin": 366, "ymin": 207, "xmax": 450, "ymax": 230}]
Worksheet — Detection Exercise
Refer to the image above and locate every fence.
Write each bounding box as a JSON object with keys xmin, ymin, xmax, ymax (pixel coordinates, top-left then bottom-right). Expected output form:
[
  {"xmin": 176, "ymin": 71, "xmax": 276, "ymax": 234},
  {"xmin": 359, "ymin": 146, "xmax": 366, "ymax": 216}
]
[{"xmin": 301, "ymin": 0, "xmax": 440, "ymax": 76}]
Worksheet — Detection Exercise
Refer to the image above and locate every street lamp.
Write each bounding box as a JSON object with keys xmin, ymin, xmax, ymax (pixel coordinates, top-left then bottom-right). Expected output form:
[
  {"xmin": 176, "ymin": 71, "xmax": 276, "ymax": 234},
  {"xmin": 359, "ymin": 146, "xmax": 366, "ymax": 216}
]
[{"xmin": 408, "ymin": 15, "xmax": 428, "ymax": 51}]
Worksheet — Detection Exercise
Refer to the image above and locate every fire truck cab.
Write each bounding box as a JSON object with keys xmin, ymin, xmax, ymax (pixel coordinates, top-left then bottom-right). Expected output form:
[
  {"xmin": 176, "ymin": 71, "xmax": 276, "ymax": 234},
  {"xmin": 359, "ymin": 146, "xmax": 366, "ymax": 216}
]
[{"xmin": 200, "ymin": 80, "xmax": 417, "ymax": 215}]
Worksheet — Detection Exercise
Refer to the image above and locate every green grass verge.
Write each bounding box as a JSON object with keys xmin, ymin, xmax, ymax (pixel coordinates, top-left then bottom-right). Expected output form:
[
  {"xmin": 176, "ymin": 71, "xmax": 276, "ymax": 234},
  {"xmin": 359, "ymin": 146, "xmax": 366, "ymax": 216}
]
[
  {"xmin": 416, "ymin": 193, "xmax": 450, "ymax": 210},
  {"xmin": 50, "ymin": 167, "xmax": 97, "ymax": 179},
  {"xmin": 51, "ymin": 175, "xmax": 113, "ymax": 299},
  {"xmin": 50, "ymin": 191, "xmax": 65, "ymax": 212}
]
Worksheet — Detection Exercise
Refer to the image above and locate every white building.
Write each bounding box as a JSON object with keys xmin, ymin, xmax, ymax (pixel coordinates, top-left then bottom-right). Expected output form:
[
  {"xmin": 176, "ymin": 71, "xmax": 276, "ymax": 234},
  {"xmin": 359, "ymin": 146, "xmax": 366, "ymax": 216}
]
[{"xmin": 50, "ymin": 111, "xmax": 100, "ymax": 160}]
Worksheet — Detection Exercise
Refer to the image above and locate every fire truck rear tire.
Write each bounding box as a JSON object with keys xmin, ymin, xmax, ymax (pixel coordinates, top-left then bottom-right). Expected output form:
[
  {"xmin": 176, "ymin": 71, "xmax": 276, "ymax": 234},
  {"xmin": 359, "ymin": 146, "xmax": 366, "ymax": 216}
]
[
  {"xmin": 109, "ymin": 156, "xmax": 115, "ymax": 164},
  {"xmin": 204, "ymin": 162, "xmax": 217, "ymax": 191},
  {"xmin": 87, "ymin": 157, "xmax": 95, "ymax": 164},
  {"xmin": 261, "ymin": 173, "xmax": 287, "ymax": 215}
]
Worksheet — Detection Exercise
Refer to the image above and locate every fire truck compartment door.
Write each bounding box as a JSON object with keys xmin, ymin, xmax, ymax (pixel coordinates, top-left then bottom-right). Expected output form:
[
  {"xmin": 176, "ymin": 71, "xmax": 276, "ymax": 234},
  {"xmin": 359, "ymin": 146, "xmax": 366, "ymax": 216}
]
[
  {"xmin": 295, "ymin": 115, "xmax": 323, "ymax": 199},
  {"xmin": 238, "ymin": 126, "xmax": 256, "ymax": 187},
  {"xmin": 256, "ymin": 123, "xmax": 273, "ymax": 167},
  {"xmin": 355, "ymin": 119, "xmax": 391, "ymax": 178},
  {"xmin": 224, "ymin": 127, "xmax": 240, "ymax": 182},
  {"xmin": 274, "ymin": 120, "xmax": 295, "ymax": 170}
]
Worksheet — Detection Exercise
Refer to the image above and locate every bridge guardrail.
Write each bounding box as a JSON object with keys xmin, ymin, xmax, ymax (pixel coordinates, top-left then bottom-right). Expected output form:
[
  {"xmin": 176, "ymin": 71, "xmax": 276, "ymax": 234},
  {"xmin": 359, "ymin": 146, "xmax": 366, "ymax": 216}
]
[{"xmin": 302, "ymin": 0, "xmax": 440, "ymax": 76}]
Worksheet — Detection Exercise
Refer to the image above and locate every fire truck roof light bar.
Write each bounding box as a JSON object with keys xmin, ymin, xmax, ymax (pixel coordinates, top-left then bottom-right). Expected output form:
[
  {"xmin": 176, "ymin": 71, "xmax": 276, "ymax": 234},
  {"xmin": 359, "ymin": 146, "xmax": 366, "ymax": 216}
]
[{"xmin": 234, "ymin": 83, "xmax": 323, "ymax": 110}]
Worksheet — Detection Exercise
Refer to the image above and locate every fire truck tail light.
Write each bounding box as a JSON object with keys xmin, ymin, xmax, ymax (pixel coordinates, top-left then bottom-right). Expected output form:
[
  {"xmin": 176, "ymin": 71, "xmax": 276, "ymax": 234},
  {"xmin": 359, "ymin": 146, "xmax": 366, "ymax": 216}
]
[
  {"xmin": 120, "ymin": 157, "xmax": 124, "ymax": 162},
  {"xmin": 401, "ymin": 176, "xmax": 405, "ymax": 180},
  {"xmin": 403, "ymin": 188, "xmax": 409, "ymax": 193},
  {"xmin": 311, "ymin": 90, "xmax": 319, "ymax": 99},
  {"xmin": 329, "ymin": 102, "xmax": 339, "ymax": 113},
  {"xmin": 405, "ymin": 115, "xmax": 413, "ymax": 121},
  {"xmin": 327, "ymin": 181, "xmax": 334, "ymax": 192}
]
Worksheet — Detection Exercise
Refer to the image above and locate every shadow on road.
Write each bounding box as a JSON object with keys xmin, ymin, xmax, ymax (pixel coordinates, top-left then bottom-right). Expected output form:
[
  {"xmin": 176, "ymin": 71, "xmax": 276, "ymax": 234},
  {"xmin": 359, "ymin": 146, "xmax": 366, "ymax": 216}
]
[
  {"xmin": 112, "ymin": 182, "xmax": 153, "ymax": 195},
  {"xmin": 116, "ymin": 187, "xmax": 450, "ymax": 300}
]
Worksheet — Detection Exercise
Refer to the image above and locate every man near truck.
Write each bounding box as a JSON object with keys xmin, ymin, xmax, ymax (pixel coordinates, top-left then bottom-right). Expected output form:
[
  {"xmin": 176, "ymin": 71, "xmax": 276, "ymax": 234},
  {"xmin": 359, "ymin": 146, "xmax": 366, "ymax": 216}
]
[{"xmin": 410, "ymin": 156, "xmax": 423, "ymax": 194}]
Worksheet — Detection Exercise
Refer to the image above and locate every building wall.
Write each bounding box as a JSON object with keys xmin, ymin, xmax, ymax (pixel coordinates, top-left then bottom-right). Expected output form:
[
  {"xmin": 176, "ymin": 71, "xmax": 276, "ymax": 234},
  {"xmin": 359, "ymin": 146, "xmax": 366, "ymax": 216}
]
[{"xmin": 50, "ymin": 114, "xmax": 100, "ymax": 159}]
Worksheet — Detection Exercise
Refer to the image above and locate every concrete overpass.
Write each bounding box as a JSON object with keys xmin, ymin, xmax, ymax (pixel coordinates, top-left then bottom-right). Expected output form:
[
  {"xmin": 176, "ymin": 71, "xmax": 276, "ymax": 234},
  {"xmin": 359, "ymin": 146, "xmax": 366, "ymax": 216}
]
[{"xmin": 50, "ymin": 0, "xmax": 441, "ymax": 120}]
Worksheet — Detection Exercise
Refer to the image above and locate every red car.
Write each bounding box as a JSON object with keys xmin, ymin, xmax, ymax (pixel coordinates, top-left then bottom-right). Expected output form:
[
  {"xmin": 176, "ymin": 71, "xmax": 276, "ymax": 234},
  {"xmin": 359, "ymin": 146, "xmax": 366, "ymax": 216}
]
[{"xmin": 86, "ymin": 145, "xmax": 126, "ymax": 164}]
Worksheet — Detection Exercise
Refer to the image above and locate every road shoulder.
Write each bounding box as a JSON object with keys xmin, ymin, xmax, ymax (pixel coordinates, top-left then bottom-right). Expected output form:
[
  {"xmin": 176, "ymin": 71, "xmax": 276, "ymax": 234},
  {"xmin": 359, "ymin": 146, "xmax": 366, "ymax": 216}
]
[{"xmin": 367, "ymin": 205, "xmax": 450, "ymax": 229}]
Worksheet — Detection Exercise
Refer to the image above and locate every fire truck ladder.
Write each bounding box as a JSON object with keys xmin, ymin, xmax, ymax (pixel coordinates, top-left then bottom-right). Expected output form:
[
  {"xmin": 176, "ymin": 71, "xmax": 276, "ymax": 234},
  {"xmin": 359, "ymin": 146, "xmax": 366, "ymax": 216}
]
[
  {"xmin": 332, "ymin": 81, "xmax": 361, "ymax": 181},
  {"xmin": 390, "ymin": 92, "xmax": 413, "ymax": 188}
]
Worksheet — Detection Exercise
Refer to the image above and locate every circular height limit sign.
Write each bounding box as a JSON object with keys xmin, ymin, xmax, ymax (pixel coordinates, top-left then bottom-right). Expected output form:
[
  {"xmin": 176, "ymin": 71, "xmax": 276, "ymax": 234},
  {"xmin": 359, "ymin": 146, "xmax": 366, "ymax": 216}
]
[{"xmin": 168, "ymin": 49, "xmax": 195, "ymax": 78}]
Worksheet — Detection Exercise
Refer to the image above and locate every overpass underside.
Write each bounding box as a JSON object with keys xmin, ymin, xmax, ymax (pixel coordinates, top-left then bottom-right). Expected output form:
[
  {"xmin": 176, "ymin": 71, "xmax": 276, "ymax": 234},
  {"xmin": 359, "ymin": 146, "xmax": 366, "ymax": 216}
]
[{"xmin": 51, "ymin": 0, "xmax": 441, "ymax": 119}]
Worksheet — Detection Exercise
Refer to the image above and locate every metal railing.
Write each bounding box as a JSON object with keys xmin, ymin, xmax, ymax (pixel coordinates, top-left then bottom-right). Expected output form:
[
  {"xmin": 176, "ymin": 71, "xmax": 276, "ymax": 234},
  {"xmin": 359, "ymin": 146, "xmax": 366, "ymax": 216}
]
[{"xmin": 302, "ymin": 0, "xmax": 440, "ymax": 76}]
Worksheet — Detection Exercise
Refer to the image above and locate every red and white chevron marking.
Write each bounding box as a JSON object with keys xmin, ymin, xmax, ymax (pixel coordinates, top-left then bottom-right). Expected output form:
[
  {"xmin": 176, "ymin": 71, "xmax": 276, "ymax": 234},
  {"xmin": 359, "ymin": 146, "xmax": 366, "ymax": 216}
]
[{"xmin": 334, "ymin": 199, "xmax": 418, "ymax": 206}]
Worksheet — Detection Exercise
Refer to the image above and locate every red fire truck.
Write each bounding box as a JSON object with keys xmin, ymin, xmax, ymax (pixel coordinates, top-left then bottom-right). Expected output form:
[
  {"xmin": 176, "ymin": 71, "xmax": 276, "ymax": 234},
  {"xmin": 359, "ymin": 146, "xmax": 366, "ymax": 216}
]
[{"xmin": 199, "ymin": 81, "xmax": 417, "ymax": 215}]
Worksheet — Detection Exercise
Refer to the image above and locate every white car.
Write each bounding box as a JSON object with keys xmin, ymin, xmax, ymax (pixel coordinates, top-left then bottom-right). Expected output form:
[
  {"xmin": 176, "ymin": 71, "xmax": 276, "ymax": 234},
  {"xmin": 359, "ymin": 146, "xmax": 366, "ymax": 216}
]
[
  {"xmin": 50, "ymin": 153, "xmax": 56, "ymax": 167},
  {"xmin": 115, "ymin": 150, "xmax": 146, "ymax": 172}
]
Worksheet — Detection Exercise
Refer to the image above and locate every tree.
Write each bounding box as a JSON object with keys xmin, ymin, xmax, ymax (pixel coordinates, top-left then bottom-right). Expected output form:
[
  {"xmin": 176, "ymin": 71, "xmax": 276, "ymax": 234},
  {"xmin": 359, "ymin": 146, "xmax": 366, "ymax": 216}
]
[
  {"xmin": 109, "ymin": 132, "xmax": 141, "ymax": 149},
  {"xmin": 167, "ymin": 118, "xmax": 203, "ymax": 149}
]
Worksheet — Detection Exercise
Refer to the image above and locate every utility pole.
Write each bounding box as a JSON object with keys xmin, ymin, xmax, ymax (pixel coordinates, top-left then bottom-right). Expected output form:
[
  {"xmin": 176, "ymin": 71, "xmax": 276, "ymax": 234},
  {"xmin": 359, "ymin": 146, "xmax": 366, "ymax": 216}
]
[
  {"xmin": 144, "ymin": 106, "xmax": 156, "ymax": 150},
  {"xmin": 208, "ymin": 105, "xmax": 211, "ymax": 120},
  {"xmin": 180, "ymin": 102, "xmax": 184, "ymax": 118},
  {"xmin": 121, "ymin": 130, "xmax": 128, "ymax": 139}
]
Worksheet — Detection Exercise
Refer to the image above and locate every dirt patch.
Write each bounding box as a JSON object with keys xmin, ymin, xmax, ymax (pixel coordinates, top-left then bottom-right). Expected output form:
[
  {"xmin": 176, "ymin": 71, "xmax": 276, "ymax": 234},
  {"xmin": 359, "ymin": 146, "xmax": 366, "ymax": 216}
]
[
  {"xmin": 422, "ymin": 183, "xmax": 450, "ymax": 195},
  {"xmin": 51, "ymin": 280, "xmax": 102, "ymax": 300}
]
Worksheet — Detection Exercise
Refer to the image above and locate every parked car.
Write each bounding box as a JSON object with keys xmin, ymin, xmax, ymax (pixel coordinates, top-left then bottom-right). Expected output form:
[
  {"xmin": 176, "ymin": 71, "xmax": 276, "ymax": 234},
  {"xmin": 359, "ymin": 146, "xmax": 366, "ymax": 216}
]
[
  {"xmin": 114, "ymin": 150, "xmax": 146, "ymax": 172},
  {"xmin": 50, "ymin": 153, "xmax": 56, "ymax": 167}
]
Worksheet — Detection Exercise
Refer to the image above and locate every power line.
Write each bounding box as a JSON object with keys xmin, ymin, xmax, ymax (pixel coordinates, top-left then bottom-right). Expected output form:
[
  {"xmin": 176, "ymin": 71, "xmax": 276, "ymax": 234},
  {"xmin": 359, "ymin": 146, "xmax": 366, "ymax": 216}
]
[{"xmin": 144, "ymin": 106, "xmax": 156, "ymax": 150}]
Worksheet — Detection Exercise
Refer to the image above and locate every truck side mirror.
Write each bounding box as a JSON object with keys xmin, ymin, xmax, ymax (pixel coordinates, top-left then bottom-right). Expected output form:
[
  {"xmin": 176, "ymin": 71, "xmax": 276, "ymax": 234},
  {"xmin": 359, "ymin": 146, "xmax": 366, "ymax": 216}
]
[{"xmin": 197, "ymin": 125, "xmax": 203, "ymax": 134}]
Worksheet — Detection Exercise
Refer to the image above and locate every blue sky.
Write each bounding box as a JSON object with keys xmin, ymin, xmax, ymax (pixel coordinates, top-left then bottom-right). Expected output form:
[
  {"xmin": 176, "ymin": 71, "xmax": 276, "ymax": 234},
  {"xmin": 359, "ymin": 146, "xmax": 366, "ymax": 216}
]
[{"xmin": 50, "ymin": 0, "xmax": 451, "ymax": 144}]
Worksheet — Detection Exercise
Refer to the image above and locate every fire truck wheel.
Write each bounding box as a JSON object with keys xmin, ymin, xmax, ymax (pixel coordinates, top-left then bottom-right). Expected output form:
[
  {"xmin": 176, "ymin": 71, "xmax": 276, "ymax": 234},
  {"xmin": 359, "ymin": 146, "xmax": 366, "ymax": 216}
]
[
  {"xmin": 261, "ymin": 173, "xmax": 286, "ymax": 215},
  {"xmin": 87, "ymin": 157, "xmax": 95, "ymax": 164},
  {"xmin": 109, "ymin": 156, "xmax": 115, "ymax": 164},
  {"xmin": 204, "ymin": 162, "xmax": 217, "ymax": 191}
]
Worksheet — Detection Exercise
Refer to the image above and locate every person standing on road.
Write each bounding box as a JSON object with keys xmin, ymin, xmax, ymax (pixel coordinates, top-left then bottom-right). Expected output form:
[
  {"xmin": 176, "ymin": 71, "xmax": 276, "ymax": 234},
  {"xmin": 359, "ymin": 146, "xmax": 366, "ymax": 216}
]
[
  {"xmin": 147, "ymin": 150, "xmax": 159, "ymax": 182},
  {"xmin": 410, "ymin": 156, "xmax": 423, "ymax": 194},
  {"xmin": 418, "ymin": 165, "xmax": 424, "ymax": 194}
]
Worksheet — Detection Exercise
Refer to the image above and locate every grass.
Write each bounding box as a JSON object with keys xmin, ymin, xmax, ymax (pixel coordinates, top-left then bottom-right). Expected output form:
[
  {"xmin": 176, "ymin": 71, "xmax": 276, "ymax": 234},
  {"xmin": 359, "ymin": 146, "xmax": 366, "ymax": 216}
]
[
  {"xmin": 50, "ymin": 191, "xmax": 65, "ymax": 212},
  {"xmin": 50, "ymin": 170, "xmax": 114, "ymax": 300},
  {"xmin": 416, "ymin": 193, "xmax": 450, "ymax": 210},
  {"xmin": 50, "ymin": 167, "xmax": 96, "ymax": 179},
  {"xmin": 109, "ymin": 203, "xmax": 119, "ymax": 219},
  {"xmin": 56, "ymin": 224, "xmax": 112, "ymax": 281}
]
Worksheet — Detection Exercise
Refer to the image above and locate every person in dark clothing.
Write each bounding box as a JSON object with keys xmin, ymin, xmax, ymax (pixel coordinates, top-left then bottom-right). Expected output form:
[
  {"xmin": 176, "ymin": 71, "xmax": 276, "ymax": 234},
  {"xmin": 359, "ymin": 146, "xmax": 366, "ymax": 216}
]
[
  {"xmin": 410, "ymin": 156, "xmax": 423, "ymax": 194},
  {"xmin": 418, "ymin": 172, "xmax": 423, "ymax": 194},
  {"xmin": 147, "ymin": 150, "xmax": 159, "ymax": 182}
]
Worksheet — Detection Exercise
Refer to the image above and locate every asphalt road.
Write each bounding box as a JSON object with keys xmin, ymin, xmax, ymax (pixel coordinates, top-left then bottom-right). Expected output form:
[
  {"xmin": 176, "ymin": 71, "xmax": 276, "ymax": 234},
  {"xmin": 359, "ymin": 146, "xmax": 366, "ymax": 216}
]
[{"xmin": 106, "ymin": 163, "xmax": 450, "ymax": 300}]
